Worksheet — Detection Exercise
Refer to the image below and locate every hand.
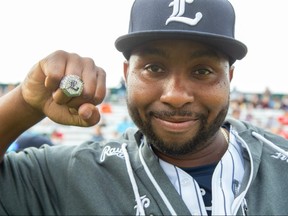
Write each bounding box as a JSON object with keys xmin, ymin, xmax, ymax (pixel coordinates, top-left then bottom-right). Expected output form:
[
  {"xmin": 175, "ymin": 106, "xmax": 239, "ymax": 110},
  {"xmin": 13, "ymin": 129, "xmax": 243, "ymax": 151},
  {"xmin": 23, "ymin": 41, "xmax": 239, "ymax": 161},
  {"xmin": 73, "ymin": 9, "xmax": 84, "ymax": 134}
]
[{"xmin": 21, "ymin": 50, "xmax": 106, "ymax": 127}]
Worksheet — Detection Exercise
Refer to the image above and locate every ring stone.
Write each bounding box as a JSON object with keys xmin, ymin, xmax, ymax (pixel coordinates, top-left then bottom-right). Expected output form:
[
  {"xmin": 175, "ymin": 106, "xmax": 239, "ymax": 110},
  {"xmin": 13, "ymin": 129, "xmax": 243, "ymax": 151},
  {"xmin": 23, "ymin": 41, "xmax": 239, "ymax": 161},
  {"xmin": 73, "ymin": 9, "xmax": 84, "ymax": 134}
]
[{"xmin": 59, "ymin": 75, "xmax": 84, "ymax": 97}]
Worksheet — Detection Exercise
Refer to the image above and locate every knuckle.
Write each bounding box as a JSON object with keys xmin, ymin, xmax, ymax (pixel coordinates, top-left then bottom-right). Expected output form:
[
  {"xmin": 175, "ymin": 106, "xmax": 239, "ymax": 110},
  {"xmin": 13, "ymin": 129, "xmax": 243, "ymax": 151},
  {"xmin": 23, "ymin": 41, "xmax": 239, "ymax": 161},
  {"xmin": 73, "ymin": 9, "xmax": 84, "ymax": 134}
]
[
  {"xmin": 96, "ymin": 66, "xmax": 106, "ymax": 76},
  {"xmin": 54, "ymin": 50, "xmax": 68, "ymax": 56},
  {"xmin": 83, "ymin": 57, "xmax": 96, "ymax": 68},
  {"xmin": 81, "ymin": 91, "xmax": 93, "ymax": 101}
]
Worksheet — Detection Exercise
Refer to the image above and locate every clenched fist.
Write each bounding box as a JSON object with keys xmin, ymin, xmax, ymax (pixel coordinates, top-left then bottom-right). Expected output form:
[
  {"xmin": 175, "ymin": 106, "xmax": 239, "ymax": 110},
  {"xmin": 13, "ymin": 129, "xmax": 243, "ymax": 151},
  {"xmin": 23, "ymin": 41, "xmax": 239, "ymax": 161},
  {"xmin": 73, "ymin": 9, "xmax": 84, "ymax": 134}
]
[{"xmin": 22, "ymin": 50, "xmax": 106, "ymax": 127}]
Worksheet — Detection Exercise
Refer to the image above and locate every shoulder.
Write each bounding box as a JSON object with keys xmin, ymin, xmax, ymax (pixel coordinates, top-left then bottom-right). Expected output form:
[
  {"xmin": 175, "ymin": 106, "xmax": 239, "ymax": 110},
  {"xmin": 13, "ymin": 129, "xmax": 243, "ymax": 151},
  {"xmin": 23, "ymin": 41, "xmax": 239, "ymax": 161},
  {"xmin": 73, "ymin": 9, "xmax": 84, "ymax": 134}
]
[
  {"xmin": 61, "ymin": 128, "xmax": 141, "ymax": 160},
  {"xmin": 225, "ymin": 117, "xmax": 288, "ymax": 149},
  {"xmin": 3, "ymin": 128, "xmax": 141, "ymax": 168}
]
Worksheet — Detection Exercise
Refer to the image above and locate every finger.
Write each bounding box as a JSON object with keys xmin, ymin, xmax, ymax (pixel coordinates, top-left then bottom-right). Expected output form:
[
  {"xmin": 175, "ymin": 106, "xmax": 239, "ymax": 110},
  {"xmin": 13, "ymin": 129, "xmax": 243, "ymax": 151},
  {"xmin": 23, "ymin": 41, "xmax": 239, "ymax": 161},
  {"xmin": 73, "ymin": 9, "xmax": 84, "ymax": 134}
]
[
  {"xmin": 94, "ymin": 66, "xmax": 106, "ymax": 104},
  {"xmin": 43, "ymin": 50, "xmax": 84, "ymax": 91},
  {"xmin": 49, "ymin": 52, "xmax": 86, "ymax": 104},
  {"xmin": 52, "ymin": 89, "xmax": 73, "ymax": 105},
  {"xmin": 65, "ymin": 53, "xmax": 84, "ymax": 77},
  {"xmin": 81, "ymin": 60, "xmax": 106, "ymax": 105},
  {"xmin": 79, "ymin": 58, "xmax": 98, "ymax": 103},
  {"xmin": 78, "ymin": 103, "xmax": 101, "ymax": 126},
  {"xmin": 55, "ymin": 53, "xmax": 85, "ymax": 103},
  {"xmin": 41, "ymin": 50, "xmax": 69, "ymax": 91},
  {"xmin": 44, "ymin": 102, "xmax": 100, "ymax": 127},
  {"xmin": 63, "ymin": 61, "xmax": 106, "ymax": 108}
]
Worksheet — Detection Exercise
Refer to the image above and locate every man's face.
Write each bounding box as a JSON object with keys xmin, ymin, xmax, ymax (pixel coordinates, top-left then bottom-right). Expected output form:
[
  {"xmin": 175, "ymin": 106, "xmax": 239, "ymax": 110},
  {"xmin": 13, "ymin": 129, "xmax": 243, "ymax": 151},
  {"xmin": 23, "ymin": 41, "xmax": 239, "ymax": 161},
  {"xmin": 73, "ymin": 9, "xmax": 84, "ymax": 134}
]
[{"xmin": 124, "ymin": 40, "xmax": 233, "ymax": 157}]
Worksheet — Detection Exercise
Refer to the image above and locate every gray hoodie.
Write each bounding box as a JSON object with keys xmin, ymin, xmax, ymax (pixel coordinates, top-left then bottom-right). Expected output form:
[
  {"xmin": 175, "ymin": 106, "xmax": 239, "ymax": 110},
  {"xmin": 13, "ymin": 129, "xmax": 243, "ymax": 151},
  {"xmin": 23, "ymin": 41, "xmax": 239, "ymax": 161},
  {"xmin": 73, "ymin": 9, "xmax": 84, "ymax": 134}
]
[{"xmin": 0, "ymin": 118, "xmax": 288, "ymax": 215}]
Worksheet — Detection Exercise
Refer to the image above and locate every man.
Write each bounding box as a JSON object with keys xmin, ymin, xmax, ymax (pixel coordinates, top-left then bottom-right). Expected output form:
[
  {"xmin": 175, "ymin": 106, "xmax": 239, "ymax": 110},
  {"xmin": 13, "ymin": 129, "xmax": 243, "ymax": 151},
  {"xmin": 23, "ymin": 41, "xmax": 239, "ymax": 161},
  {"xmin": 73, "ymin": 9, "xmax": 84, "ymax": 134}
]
[
  {"xmin": 1, "ymin": 0, "xmax": 288, "ymax": 215},
  {"xmin": 7, "ymin": 132, "xmax": 54, "ymax": 152}
]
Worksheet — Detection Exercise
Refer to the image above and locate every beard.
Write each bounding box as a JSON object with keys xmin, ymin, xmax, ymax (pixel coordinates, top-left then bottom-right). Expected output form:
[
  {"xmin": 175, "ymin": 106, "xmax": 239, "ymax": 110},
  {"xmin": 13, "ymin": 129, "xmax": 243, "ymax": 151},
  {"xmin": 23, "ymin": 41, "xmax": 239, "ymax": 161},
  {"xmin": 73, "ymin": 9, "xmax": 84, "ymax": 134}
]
[{"xmin": 127, "ymin": 99, "xmax": 229, "ymax": 157}]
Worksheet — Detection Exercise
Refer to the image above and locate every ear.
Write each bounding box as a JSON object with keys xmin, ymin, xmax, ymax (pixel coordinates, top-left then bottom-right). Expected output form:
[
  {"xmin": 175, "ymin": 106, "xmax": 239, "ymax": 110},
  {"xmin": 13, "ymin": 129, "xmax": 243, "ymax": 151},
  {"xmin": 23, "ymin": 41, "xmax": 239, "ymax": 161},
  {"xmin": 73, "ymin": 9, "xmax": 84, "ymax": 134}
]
[
  {"xmin": 229, "ymin": 65, "xmax": 234, "ymax": 81},
  {"xmin": 123, "ymin": 60, "xmax": 129, "ymax": 82}
]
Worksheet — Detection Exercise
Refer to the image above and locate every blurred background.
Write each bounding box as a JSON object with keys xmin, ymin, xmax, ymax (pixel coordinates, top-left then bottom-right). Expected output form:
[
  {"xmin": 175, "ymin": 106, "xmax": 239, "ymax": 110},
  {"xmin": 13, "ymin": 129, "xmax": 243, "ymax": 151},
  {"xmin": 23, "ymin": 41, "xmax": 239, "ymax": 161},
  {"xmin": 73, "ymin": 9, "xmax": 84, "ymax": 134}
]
[{"xmin": 1, "ymin": 0, "xmax": 288, "ymax": 149}]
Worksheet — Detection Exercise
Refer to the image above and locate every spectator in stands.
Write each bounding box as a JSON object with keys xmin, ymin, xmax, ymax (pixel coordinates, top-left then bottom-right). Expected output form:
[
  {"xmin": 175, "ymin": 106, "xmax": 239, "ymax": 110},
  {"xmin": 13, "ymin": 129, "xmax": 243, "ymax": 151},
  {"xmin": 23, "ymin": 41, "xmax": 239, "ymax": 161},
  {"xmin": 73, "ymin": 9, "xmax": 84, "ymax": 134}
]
[
  {"xmin": 281, "ymin": 95, "xmax": 288, "ymax": 110},
  {"xmin": 7, "ymin": 132, "xmax": 53, "ymax": 152},
  {"xmin": 91, "ymin": 125, "xmax": 105, "ymax": 142}
]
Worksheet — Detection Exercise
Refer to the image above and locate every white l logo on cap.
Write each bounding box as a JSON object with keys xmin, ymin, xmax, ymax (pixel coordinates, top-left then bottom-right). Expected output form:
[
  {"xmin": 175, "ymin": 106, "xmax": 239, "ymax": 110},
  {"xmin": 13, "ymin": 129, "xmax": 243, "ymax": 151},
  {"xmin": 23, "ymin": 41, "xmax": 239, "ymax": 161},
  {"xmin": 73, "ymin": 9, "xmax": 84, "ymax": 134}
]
[{"xmin": 166, "ymin": 0, "xmax": 203, "ymax": 26}]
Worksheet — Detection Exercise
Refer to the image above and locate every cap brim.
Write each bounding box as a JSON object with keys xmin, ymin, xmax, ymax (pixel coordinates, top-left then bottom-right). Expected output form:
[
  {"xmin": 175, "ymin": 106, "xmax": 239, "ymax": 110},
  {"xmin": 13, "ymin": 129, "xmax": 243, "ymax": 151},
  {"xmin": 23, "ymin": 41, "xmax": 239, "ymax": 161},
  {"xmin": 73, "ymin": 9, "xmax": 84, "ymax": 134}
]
[{"xmin": 115, "ymin": 31, "xmax": 247, "ymax": 63}]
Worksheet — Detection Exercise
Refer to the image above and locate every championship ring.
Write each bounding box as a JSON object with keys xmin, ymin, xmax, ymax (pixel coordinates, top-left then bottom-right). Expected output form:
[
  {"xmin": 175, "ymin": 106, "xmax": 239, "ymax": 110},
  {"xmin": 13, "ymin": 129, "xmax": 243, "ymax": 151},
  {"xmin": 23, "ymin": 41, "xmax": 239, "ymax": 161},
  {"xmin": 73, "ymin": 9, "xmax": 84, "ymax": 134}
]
[{"xmin": 59, "ymin": 75, "xmax": 84, "ymax": 97}]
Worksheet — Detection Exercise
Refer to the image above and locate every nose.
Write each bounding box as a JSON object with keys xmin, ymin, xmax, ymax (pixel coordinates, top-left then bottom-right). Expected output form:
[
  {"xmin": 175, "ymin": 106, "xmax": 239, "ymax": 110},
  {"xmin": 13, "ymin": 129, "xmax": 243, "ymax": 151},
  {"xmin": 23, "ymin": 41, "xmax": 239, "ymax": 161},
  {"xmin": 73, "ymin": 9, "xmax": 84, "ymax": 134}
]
[{"xmin": 160, "ymin": 75, "xmax": 194, "ymax": 108}]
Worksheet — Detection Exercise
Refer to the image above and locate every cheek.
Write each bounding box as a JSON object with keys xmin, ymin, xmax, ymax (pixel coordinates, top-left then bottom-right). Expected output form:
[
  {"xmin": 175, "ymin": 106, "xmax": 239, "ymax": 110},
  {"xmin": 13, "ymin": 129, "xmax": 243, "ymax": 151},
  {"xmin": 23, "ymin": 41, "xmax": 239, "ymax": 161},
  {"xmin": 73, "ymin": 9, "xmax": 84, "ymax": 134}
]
[
  {"xmin": 211, "ymin": 75, "xmax": 230, "ymax": 100},
  {"xmin": 196, "ymin": 80, "xmax": 230, "ymax": 112},
  {"xmin": 126, "ymin": 72, "xmax": 161, "ymax": 107}
]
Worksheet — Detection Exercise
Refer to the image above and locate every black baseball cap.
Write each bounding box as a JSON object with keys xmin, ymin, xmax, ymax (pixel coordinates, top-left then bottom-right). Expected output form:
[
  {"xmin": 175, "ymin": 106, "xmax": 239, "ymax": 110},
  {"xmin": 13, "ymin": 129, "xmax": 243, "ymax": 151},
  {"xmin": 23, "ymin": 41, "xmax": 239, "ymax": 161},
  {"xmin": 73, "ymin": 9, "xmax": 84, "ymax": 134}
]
[{"xmin": 115, "ymin": 0, "xmax": 247, "ymax": 64}]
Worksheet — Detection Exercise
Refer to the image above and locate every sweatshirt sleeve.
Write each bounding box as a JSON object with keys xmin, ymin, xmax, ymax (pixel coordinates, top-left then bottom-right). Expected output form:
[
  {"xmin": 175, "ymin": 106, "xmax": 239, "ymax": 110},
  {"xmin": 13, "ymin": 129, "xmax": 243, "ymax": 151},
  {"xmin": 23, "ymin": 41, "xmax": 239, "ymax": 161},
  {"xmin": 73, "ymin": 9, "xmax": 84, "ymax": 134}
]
[{"xmin": 0, "ymin": 144, "xmax": 74, "ymax": 215}]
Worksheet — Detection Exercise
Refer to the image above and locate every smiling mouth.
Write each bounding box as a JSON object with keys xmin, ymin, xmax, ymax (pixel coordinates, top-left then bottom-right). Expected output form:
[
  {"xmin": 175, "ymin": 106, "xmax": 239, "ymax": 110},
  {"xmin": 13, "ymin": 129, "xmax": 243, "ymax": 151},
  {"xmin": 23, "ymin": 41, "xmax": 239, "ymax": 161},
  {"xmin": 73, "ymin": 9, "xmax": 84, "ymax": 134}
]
[
  {"xmin": 152, "ymin": 109, "xmax": 198, "ymax": 121},
  {"xmin": 152, "ymin": 114, "xmax": 199, "ymax": 132},
  {"xmin": 154, "ymin": 115, "xmax": 195, "ymax": 123}
]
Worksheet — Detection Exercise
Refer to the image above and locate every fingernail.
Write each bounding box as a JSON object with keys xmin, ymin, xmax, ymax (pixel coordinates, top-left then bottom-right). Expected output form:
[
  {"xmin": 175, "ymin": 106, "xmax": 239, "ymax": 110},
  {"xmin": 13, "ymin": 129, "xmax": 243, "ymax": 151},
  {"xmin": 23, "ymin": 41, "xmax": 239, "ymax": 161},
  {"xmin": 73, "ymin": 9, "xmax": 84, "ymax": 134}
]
[{"xmin": 82, "ymin": 109, "xmax": 92, "ymax": 120}]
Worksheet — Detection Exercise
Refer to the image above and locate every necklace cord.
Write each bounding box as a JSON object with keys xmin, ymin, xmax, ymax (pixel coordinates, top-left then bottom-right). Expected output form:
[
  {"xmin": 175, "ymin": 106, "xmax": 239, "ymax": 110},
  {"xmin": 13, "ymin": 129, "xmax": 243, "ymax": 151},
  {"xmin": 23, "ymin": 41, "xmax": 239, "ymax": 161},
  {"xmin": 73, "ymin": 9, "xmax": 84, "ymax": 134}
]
[{"xmin": 220, "ymin": 127, "xmax": 229, "ymax": 144}]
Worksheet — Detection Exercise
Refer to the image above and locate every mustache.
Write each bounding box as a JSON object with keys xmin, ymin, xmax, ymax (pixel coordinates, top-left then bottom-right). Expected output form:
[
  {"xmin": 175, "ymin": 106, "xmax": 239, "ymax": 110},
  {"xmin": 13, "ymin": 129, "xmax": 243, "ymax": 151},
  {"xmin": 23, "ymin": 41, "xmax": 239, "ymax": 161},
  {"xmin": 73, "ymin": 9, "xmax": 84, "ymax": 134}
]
[{"xmin": 150, "ymin": 110, "xmax": 201, "ymax": 118}]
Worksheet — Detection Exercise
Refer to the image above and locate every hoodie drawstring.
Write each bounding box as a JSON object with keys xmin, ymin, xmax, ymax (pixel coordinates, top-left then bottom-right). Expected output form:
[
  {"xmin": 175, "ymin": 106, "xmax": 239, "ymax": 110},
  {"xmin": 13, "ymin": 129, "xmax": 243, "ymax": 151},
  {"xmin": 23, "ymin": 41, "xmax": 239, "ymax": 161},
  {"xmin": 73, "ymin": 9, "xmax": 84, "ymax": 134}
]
[
  {"xmin": 231, "ymin": 130, "xmax": 254, "ymax": 215},
  {"xmin": 235, "ymin": 130, "xmax": 288, "ymax": 216},
  {"xmin": 121, "ymin": 131, "xmax": 283, "ymax": 216},
  {"xmin": 121, "ymin": 142, "xmax": 177, "ymax": 215},
  {"xmin": 241, "ymin": 198, "xmax": 248, "ymax": 216},
  {"xmin": 252, "ymin": 131, "xmax": 288, "ymax": 157},
  {"xmin": 121, "ymin": 143, "xmax": 145, "ymax": 216},
  {"xmin": 138, "ymin": 143, "xmax": 178, "ymax": 215}
]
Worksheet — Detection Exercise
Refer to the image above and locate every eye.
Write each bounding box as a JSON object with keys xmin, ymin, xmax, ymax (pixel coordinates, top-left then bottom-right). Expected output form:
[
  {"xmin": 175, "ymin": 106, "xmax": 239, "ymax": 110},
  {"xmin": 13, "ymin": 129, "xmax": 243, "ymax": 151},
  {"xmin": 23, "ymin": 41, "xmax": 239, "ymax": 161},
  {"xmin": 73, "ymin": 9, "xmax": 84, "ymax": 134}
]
[
  {"xmin": 194, "ymin": 68, "xmax": 212, "ymax": 76},
  {"xmin": 144, "ymin": 64, "xmax": 165, "ymax": 73}
]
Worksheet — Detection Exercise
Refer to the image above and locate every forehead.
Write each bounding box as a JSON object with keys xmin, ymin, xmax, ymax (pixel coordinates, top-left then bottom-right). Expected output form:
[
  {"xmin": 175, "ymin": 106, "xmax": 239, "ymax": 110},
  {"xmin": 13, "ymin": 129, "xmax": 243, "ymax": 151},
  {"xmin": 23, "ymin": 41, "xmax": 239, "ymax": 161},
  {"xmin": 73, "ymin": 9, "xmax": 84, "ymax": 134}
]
[{"xmin": 130, "ymin": 39, "xmax": 228, "ymax": 60}]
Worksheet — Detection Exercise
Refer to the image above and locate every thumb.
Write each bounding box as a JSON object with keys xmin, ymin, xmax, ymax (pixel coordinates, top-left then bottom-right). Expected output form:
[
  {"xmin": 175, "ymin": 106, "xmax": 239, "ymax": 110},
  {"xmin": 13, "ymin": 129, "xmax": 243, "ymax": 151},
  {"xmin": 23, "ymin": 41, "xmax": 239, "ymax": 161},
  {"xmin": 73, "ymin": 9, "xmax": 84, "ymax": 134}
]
[{"xmin": 78, "ymin": 103, "xmax": 101, "ymax": 127}]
